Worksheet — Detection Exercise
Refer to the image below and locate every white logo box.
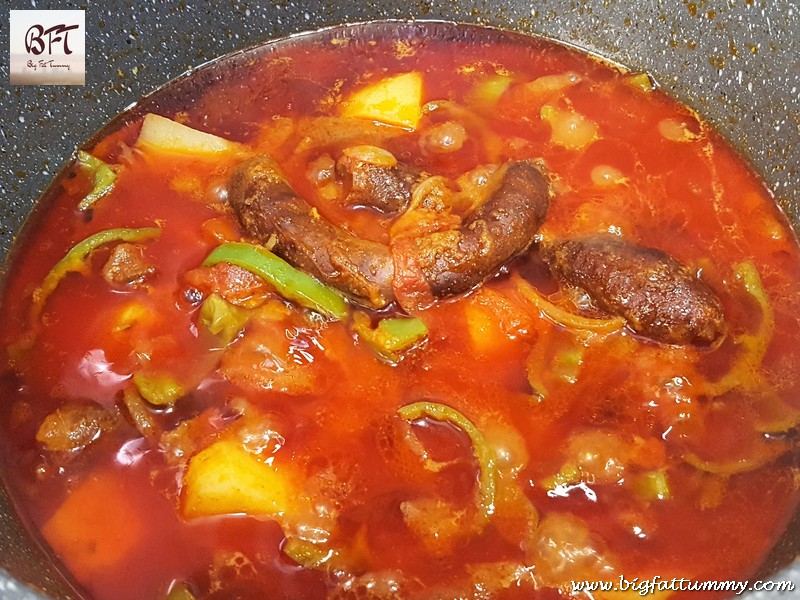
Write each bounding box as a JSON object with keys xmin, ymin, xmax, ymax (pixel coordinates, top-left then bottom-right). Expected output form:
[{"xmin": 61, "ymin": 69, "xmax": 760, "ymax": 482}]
[{"xmin": 9, "ymin": 10, "xmax": 86, "ymax": 85}]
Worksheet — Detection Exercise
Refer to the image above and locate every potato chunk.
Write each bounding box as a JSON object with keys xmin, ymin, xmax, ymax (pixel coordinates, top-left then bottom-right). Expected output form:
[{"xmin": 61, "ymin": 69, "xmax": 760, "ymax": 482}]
[
  {"xmin": 42, "ymin": 472, "xmax": 144, "ymax": 581},
  {"xmin": 464, "ymin": 288, "xmax": 532, "ymax": 354},
  {"xmin": 137, "ymin": 113, "xmax": 237, "ymax": 155},
  {"xmin": 342, "ymin": 72, "xmax": 423, "ymax": 130},
  {"xmin": 182, "ymin": 439, "xmax": 296, "ymax": 519}
]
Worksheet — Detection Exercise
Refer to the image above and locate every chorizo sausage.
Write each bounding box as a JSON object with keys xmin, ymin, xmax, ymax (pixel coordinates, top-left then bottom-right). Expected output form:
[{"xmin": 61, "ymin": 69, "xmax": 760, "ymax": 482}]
[
  {"xmin": 229, "ymin": 156, "xmax": 396, "ymax": 308},
  {"xmin": 229, "ymin": 156, "xmax": 550, "ymax": 309},
  {"xmin": 409, "ymin": 160, "xmax": 550, "ymax": 297},
  {"xmin": 540, "ymin": 234, "xmax": 726, "ymax": 345}
]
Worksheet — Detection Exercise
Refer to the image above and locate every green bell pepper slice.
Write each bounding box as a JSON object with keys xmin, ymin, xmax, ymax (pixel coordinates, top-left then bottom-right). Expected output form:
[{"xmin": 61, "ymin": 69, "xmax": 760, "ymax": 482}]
[
  {"xmin": 76, "ymin": 150, "xmax": 117, "ymax": 210},
  {"xmin": 203, "ymin": 242, "xmax": 348, "ymax": 320},
  {"xmin": 398, "ymin": 401, "xmax": 497, "ymax": 526},
  {"xmin": 353, "ymin": 312, "xmax": 428, "ymax": 361},
  {"xmin": 31, "ymin": 227, "xmax": 161, "ymax": 322}
]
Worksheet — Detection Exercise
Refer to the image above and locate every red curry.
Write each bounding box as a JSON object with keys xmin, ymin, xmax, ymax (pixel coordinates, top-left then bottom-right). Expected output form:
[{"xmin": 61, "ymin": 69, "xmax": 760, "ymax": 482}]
[{"xmin": 0, "ymin": 22, "xmax": 798, "ymax": 600}]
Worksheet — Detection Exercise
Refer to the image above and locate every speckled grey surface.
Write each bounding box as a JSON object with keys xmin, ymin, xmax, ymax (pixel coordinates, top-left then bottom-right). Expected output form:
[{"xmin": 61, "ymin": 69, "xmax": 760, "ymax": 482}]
[{"xmin": 0, "ymin": 1, "xmax": 798, "ymax": 599}]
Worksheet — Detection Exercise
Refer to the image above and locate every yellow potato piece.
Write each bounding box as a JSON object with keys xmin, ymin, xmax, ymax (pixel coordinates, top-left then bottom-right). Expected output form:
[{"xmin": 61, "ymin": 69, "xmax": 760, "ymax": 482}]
[
  {"xmin": 342, "ymin": 72, "xmax": 423, "ymax": 130},
  {"xmin": 465, "ymin": 300, "xmax": 500, "ymax": 354},
  {"xmin": 464, "ymin": 289, "xmax": 530, "ymax": 354},
  {"xmin": 182, "ymin": 439, "xmax": 295, "ymax": 519},
  {"xmin": 137, "ymin": 113, "xmax": 236, "ymax": 154},
  {"xmin": 42, "ymin": 472, "xmax": 143, "ymax": 582}
]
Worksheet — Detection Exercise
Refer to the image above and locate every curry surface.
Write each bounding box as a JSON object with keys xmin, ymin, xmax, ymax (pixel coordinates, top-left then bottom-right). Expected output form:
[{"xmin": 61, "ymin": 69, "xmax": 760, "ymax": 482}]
[{"xmin": 0, "ymin": 23, "xmax": 799, "ymax": 600}]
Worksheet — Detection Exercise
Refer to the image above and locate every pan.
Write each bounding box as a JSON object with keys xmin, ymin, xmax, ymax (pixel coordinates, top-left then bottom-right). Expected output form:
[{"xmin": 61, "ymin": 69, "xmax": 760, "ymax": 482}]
[{"xmin": 0, "ymin": 1, "xmax": 798, "ymax": 598}]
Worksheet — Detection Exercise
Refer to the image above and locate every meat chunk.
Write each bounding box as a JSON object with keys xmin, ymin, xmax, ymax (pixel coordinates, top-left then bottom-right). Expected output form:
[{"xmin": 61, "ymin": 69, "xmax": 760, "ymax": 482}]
[
  {"xmin": 527, "ymin": 513, "xmax": 616, "ymax": 585},
  {"xmin": 102, "ymin": 243, "xmax": 156, "ymax": 285},
  {"xmin": 337, "ymin": 154, "xmax": 418, "ymax": 213},
  {"xmin": 220, "ymin": 318, "xmax": 320, "ymax": 395},
  {"xmin": 184, "ymin": 262, "xmax": 274, "ymax": 307},
  {"xmin": 36, "ymin": 401, "xmax": 118, "ymax": 453},
  {"xmin": 229, "ymin": 155, "xmax": 395, "ymax": 308},
  {"xmin": 540, "ymin": 234, "xmax": 726, "ymax": 345}
]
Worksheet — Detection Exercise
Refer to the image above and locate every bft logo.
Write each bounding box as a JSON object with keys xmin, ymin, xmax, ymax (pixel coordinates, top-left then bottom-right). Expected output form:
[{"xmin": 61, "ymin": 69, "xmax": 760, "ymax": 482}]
[
  {"xmin": 10, "ymin": 10, "xmax": 86, "ymax": 85},
  {"xmin": 25, "ymin": 23, "xmax": 81, "ymax": 56}
]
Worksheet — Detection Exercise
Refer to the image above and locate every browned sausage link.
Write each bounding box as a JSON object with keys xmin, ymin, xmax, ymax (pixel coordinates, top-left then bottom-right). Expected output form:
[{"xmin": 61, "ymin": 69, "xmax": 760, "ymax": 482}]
[
  {"xmin": 337, "ymin": 155, "xmax": 418, "ymax": 213},
  {"xmin": 229, "ymin": 156, "xmax": 396, "ymax": 308},
  {"xmin": 540, "ymin": 234, "xmax": 726, "ymax": 345},
  {"xmin": 410, "ymin": 161, "xmax": 551, "ymax": 297}
]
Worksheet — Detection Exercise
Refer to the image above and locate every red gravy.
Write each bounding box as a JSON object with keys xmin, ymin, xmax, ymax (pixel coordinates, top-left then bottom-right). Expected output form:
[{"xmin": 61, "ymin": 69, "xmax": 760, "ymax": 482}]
[{"xmin": 0, "ymin": 22, "xmax": 798, "ymax": 600}]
